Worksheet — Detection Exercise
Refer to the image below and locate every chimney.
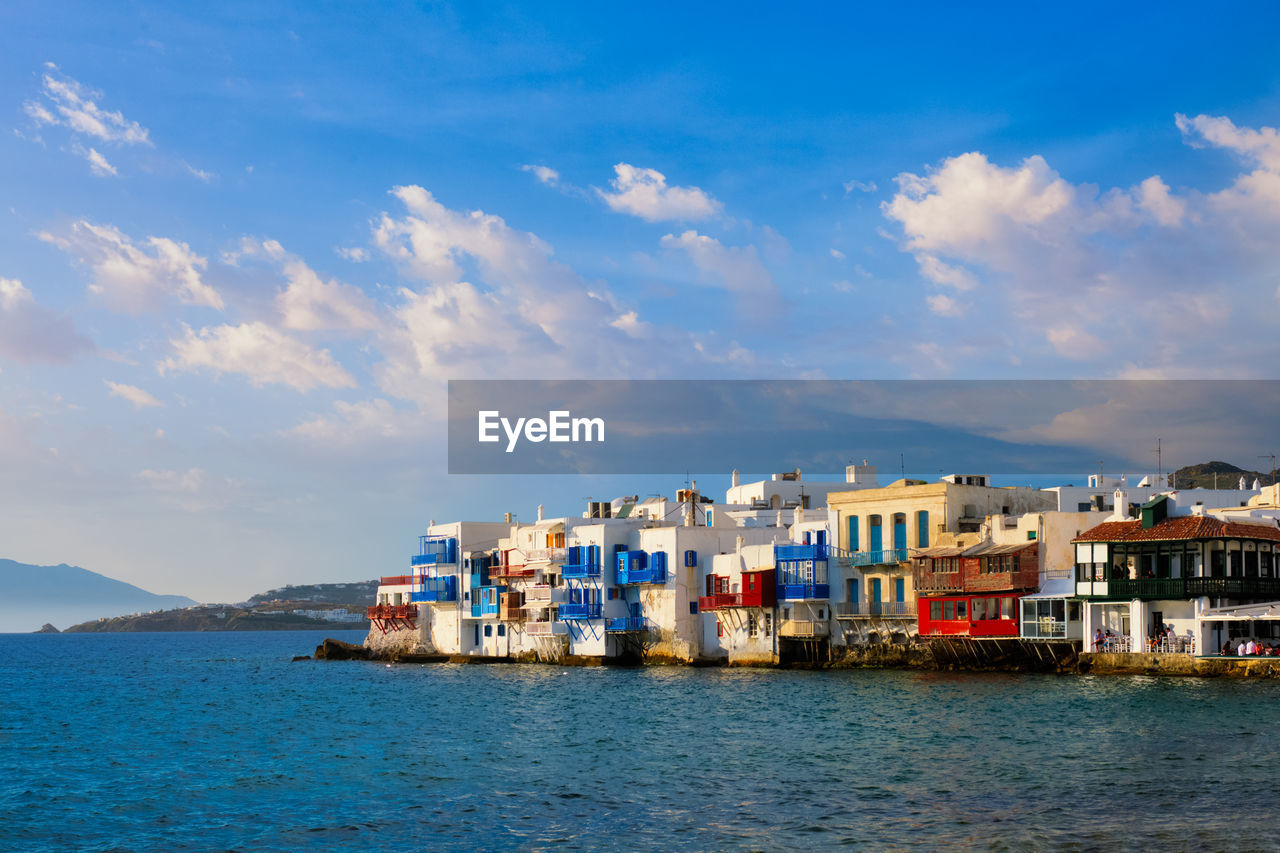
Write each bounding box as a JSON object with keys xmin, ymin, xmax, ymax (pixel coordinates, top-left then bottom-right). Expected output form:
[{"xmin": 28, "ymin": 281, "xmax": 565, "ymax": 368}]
[
  {"xmin": 731, "ymin": 469, "xmax": 740, "ymax": 487},
  {"xmin": 537, "ymin": 504, "xmax": 545, "ymax": 522},
  {"xmin": 503, "ymin": 512, "xmax": 512, "ymax": 524}
]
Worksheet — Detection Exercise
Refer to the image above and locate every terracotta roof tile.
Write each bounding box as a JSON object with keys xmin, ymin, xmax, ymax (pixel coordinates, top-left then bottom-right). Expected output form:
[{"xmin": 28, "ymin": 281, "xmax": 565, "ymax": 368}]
[{"xmin": 1073, "ymin": 515, "xmax": 1280, "ymax": 544}]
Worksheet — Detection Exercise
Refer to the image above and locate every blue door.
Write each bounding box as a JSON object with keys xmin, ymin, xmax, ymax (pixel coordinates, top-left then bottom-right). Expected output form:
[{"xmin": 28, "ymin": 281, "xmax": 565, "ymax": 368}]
[
  {"xmin": 848, "ymin": 516, "xmax": 859, "ymax": 551},
  {"xmin": 848, "ymin": 579, "xmax": 859, "ymax": 608},
  {"xmin": 893, "ymin": 514, "xmax": 907, "ymax": 554},
  {"xmin": 895, "ymin": 578, "xmax": 905, "ymax": 603},
  {"xmin": 473, "ymin": 624, "xmax": 480, "ymax": 647},
  {"xmin": 815, "ymin": 530, "xmax": 827, "ymax": 548},
  {"xmin": 869, "ymin": 516, "xmax": 882, "ymax": 553},
  {"xmin": 871, "ymin": 577, "xmax": 882, "ymax": 603}
]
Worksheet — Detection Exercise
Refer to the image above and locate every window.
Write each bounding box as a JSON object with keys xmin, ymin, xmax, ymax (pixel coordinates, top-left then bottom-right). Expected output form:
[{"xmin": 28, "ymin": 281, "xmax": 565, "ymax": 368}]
[
  {"xmin": 930, "ymin": 601, "xmax": 942, "ymax": 620},
  {"xmin": 483, "ymin": 625, "xmax": 492, "ymax": 637},
  {"xmin": 1027, "ymin": 530, "xmax": 1037, "ymax": 541},
  {"xmin": 943, "ymin": 601, "xmax": 955, "ymax": 620},
  {"xmin": 689, "ymin": 601, "xmax": 698, "ymax": 615},
  {"xmin": 748, "ymin": 613, "xmax": 758, "ymax": 637},
  {"xmin": 497, "ymin": 625, "xmax": 505, "ymax": 637},
  {"xmin": 972, "ymin": 598, "xmax": 986, "ymax": 620},
  {"xmin": 956, "ymin": 599, "xmax": 967, "ymax": 620},
  {"xmin": 763, "ymin": 612, "xmax": 772, "ymax": 636},
  {"xmin": 717, "ymin": 620, "xmax": 724, "ymax": 638}
]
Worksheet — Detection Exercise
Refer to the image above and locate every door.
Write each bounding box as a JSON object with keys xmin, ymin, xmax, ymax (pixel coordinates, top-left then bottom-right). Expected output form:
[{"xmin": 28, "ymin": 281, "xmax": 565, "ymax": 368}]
[
  {"xmin": 871, "ymin": 577, "xmax": 882, "ymax": 603},
  {"xmin": 815, "ymin": 530, "xmax": 827, "ymax": 548},
  {"xmin": 893, "ymin": 513, "xmax": 907, "ymax": 555},
  {"xmin": 473, "ymin": 624, "xmax": 480, "ymax": 648},
  {"xmin": 869, "ymin": 516, "xmax": 883, "ymax": 553},
  {"xmin": 895, "ymin": 578, "xmax": 905, "ymax": 603},
  {"xmin": 848, "ymin": 579, "xmax": 859, "ymax": 609}
]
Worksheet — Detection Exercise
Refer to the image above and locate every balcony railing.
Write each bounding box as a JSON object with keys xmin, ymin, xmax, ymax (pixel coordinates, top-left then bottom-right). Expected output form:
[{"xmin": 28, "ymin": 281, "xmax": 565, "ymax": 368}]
[
  {"xmin": 558, "ymin": 602, "xmax": 602, "ymax": 620},
  {"xmin": 1107, "ymin": 578, "xmax": 1187, "ymax": 600},
  {"xmin": 379, "ymin": 575, "xmax": 417, "ymax": 587},
  {"xmin": 562, "ymin": 561, "xmax": 602, "ymax": 580},
  {"xmin": 914, "ymin": 571, "xmax": 963, "ymax": 593},
  {"xmin": 775, "ymin": 543, "xmax": 829, "ymax": 561},
  {"xmin": 777, "ymin": 583, "xmax": 829, "ymax": 601},
  {"xmin": 410, "ymin": 575, "xmax": 458, "ymax": 603},
  {"xmin": 411, "ymin": 536, "xmax": 458, "ymax": 566},
  {"xmin": 368, "ymin": 604, "xmax": 417, "ymax": 619},
  {"xmin": 779, "ymin": 619, "xmax": 830, "ymax": 638},
  {"xmin": 698, "ymin": 592, "xmax": 742, "ymax": 611},
  {"xmin": 842, "ymin": 548, "xmax": 910, "ymax": 568},
  {"xmin": 606, "ymin": 617, "xmax": 650, "ymax": 632},
  {"xmin": 526, "ymin": 621, "xmax": 568, "ymax": 636},
  {"xmin": 833, "ymin": 601, "xmax": 917, "ymax": 618},
  {"xmin": 489, "ymin": 563, "xmax": 534, "ymax": 579},
  {"xmin": 524, "ymin": 547, "xmax": 568, "ymax": 564},
  {"xmin": 616, "ymin": 565, "xmax": 666, "ymax": 585},
  {"xmin": 1186, "ymin": 576, "xmax": 1280, "ymax": 599}
]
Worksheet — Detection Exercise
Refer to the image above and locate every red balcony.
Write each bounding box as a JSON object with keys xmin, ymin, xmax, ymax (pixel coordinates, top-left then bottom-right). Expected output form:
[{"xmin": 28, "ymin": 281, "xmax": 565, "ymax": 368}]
[
  {"xmin": 379, "ymin": 575, "xmax": 418, "ymax": 586},
  {"xmin": 367, "ymin": 604, "xmax": 418, "ymax": 635},
  {"xmin": 698, "ymin": 592, "xmax": 742, "ymax": 611}
]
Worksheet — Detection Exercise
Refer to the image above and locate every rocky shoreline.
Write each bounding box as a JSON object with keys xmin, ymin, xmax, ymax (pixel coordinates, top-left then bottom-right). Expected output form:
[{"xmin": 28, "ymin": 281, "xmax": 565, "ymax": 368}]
[{"xmin": 307, "ymin": 633, "xmax": 1280, "ymax": 678}]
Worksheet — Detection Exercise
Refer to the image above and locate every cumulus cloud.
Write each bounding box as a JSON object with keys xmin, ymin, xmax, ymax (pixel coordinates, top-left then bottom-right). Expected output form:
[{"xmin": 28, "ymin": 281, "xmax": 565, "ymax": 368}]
[
  {"xmin": 880, "ymin": 115, "xmax": 1280, "ymax": 373},
  {"xmin": 843, "ymin": 179, "xmax": 877, "ymax": 194},
  {"xmin": 24, "ymin": 66, "xmax": 151, "ymax": 146},
  {"xmin": 230, "ymin": 238, "xmax": 380, "ymax": 332},
  {"xmin": 926, "ymin": 293, "xmax": 966, "ymax": 317},
  {"xmin": 521, "ymin": 164, "xmax": 561, "ymax": 186},
  {"xmin": 367, "ymin": 185, "xmax": 736, "ymax": 400},
  {"xmin": 106, "ymin": 381, "xmax": 162, "ymax": 409},
  {"xmin": 336, "ymin": 247, "xmax": 369, "ymax": 262},
  {"xmin": 40, "ymin": 220, "xmax": 222, "ymax": 313},
  {"xmin": 596, "ymin": 164, "xmax": 722, "ymax": 222},
  {"xmin": 0, "ymin": 277, "xmax": 94, "ymax": 364},
  {"xmin": 76, "ymin": 145, "xmax": 117, "ymax": 177},
  {"xmin": 161, "ymin": 322, "xmax": 356, "ymax": 392},
  {"xmin": 659, "ymin": 230, "xmax": 779, "ymax": 300}
]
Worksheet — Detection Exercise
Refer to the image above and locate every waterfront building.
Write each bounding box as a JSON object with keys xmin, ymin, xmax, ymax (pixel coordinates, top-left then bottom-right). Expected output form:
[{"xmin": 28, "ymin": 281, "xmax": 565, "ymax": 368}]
[
  {"xmin": 1073, "ymin": 493, "xmax": 1280, "ymax": 654},
  {"xmin": 1045, "ymin": 473, "xmax": 1258, "ymax": 516},
  {"xmin": 826, "ymin": 472, "xmax": 1056, "ymax": 645}
]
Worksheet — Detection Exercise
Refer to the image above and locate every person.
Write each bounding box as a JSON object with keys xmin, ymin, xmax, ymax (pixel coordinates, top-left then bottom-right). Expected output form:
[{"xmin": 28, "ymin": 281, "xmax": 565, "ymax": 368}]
[
  {"xmin": 1094, "ymin": 629, "xmax": 1104, "ymax": 652},
  {"xmin": 1222, "ymin": 640, "xmax": 1233, "ymax": 656},
  {"xmin": 1247, "ymin": 638, "xmax": 1259, "ymax": 655},
  {"xmin": 1238, "ymin": 639, "xmax": 1248, "ymax": 656}
]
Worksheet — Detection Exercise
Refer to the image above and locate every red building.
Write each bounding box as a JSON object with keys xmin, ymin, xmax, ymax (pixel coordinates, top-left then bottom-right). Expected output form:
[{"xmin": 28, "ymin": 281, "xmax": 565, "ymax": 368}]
[{"xmin": 913, "ymin": 542, "xmax": 1038, "ymax": 637}]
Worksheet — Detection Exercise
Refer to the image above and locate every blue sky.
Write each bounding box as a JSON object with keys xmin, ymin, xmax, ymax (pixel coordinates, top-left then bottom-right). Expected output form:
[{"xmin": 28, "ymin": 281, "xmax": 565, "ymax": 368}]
[{"xmin": 3, "ymin": 2, "xmax": 1280, "ymax": 601}]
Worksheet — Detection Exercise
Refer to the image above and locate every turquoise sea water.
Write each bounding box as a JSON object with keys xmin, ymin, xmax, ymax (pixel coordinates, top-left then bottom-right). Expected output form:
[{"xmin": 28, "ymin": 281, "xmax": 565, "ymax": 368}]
[{"xmin": 4, "ymin": 631, "xmax": 1280, "ymax": 851}]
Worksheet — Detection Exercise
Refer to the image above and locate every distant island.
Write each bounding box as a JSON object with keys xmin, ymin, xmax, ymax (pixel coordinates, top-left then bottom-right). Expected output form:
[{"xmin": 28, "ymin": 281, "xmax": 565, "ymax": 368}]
[
  {"xmin": 0, "ymin": 558, "xmax": 197, "ymax": 634},
  {"xmin": 1171, "ymin": 460, "xmax": 1277, "ymax": 489},
  {"xmin": 61, "ymin": 581, "xmax": 378, "ymax": 633}
]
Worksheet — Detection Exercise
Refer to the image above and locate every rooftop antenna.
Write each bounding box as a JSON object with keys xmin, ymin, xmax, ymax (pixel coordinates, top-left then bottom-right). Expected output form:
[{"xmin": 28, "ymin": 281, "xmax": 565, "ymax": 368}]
[
  {"xmin": 1261, "ymin": 454, "xmax": 1277, "ymax": 486},
  {"xmin": 900, "ymin": 453, "xmax": 905, "ymax": 480},
  {"xmin": 1098, "ymin": 461, "xmax": 1105, "ymax": 489},
  {"xmin": 1152, "ymin": 438, "xmax": 1162, "ymax": 488}
]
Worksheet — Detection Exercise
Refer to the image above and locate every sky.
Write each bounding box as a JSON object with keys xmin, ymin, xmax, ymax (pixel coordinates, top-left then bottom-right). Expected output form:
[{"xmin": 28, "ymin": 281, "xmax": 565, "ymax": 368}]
[{"xmin": 3, "ymin": 2, "xmax": 1280, "ymax": 602}]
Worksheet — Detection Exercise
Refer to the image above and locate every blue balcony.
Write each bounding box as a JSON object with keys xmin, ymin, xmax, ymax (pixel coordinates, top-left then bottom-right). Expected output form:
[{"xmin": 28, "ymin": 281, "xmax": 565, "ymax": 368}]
[
  {"xmin": 606, "ymin": 616, "xmax": 650, "ymax": 632},
  {"xmin": 562, "ymin": 561, "xmax": 602, "ymax": 579},
  {"xmin": 558, "ymin": 602, "xmax": 603, "ymax": 620},
  {"xmin": 411, "ymin": 536, "xmax": 458, "ymax": 566},
  {"xmin": 562, "ymin": 544, "xmax": 602, "ymax": 579},
  {"xmin": 775, "ymin": 543, "xmax": 829, "ymax": 561},
  {"xmin": 410, "ymin": 575, "xmax": 458, "ymax": 603},
  {"xmin": 777, "ymin": 583, "xmax": 830, "ymax": 601},
  {"xmin": 616, "ymin": 550, "xmax": 667, "ymax": 584},
  {"xmin": 469, "ymin": 585, "xmax": 504, "ymax": 618}
]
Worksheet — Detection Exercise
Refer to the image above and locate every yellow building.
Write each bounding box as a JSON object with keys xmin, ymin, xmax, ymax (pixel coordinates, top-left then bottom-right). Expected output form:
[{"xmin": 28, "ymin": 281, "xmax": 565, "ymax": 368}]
[{"xmin": 825, "ymin": 475, "xmax": 1056, "ymax": 638}]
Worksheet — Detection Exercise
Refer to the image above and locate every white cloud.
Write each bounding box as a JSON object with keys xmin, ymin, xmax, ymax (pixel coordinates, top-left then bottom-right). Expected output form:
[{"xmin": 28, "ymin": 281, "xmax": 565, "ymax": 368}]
[
  {"xmin": 230, "ymin": 239, "xmax": 380, "ymax": 332},
  {"xmin": 106, "ymin": 381, "xmax": 162, "ymax": 409},
  {"xmin": 40, "ymin": 221, "xmax": 222, "ymax": 313},
  {"xmin": 926, "ymin": 294, "xmax": 966, "ymax": 317},
  {"xmin": 843, "ymin": 179, "xmax": 877, "ymax": 194},
  {"xmin": 161, "ymin": 322, "xmax": 356, "ymax": 392},
  {"xmin": 596, "ymin": 164, "xmax": 722, "ymax": 222},
  {"xmin": 521, "ymin": 164, "xmax": 561, "ymax": 186},
  {"xmin": 0, "ymin": 277, "xmax": 93, "ymax": 364},
  {"xmin": 77, "ymin": 145, "xmax": 117, "ymax": 177},
  {"xmin": 184, "ymin": 162, "xmax": 214, "ymax": 183},
  {"xmin": 24, "ymin": 66, "xmax": 151, "ymax": 146},
  {"xmin": 1135, "ymin": 176, "xmax": 1185, "ymax": 227},
  {"xmin": 829, "ymin": 248, "xmax": 846, "ymax": 260},
  {"xmin": 1177, "ymin": 112, "xmax": 1280, "ymax": 171},
  {"xmin": 283, "ymin": 398, "xmax": 420, "ymax": 445},
  {"xmin": 659, "ymin": 230, "xmax": 779, "ymax": 299},
  {"xmin": 916, "ymin": 254, "xmax": 977, "ymax": 291},
  {"xmin": 1045, "ymin": 325, "xmax": 1105, "ymax": 358},
  {"xmin": 336, "ymin": 247, "xmax": 369, "ymax": 262}
]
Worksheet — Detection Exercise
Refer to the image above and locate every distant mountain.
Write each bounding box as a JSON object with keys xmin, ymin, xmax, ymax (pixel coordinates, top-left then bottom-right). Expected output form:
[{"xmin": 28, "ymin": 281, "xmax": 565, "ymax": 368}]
[
  {"xmin": 247, "ymin": 581, "xmax": 378, "ymax": 607},
  {"xmin": 1171, "ymin": 461, "xmax": 1278, "ymax": 490},
  {"xmin": 0, "ymin": 559, "xmax": 196, "ymax": 634}
]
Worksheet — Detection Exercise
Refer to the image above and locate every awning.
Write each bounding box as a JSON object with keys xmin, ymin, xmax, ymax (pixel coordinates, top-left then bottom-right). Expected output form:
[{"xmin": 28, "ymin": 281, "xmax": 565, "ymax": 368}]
[{"xmin": 1198, "ymin": 601, "xmax": 1280, "ymax": 621}]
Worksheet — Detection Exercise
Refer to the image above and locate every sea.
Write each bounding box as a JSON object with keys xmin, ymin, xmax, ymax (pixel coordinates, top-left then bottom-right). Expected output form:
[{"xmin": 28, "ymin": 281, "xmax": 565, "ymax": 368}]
[{"xmin": 4, "ymin": 631, "xmax": 1280, "ymax": 852}]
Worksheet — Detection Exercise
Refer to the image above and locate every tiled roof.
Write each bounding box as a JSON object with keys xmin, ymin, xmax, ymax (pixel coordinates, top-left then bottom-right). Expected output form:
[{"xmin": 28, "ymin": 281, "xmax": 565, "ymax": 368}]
[{"xmin": 1073, "ymin": 515, "xmax": 1280, "ymax": 544}]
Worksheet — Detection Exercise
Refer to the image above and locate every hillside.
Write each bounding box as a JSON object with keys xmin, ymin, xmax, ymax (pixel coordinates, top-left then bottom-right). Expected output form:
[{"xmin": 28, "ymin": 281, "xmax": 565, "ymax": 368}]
[
  {"xmin": 1171, "ymin": 460, "xmax": 1278, "ymax": 490},
  {"xmin": 61, "ymin": 580, "xmax": 378, "ymax": 633},
  {"xmin": 0, "ymin": 559, "xmax": 196, "ymax": 634}
]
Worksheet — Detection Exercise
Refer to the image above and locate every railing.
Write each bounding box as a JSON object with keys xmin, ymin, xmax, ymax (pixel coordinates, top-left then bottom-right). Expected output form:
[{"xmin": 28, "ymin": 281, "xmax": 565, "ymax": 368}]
[
  {"xmin": 1108, "ymin": 578, "xmax": 1186, "ymax": 599},
  {"xmin": 522, "ymin": 585, "xmax": 565, "ymax": 607},
  {"xmin": 833, "ymin": 602, "xmax": 916, "ymax": 618},
  {"xmin": 524, "ymin": 547, "xmax": 568, "ymax": 564},
  {"xmin": 489, "ymin": 563, "xmax": 534, "ymax": 579},
  {"xmin": 526, "ymin": 621, "xmax": 568, "ymax": 636},
  {"xmin": 843, "ymin": 548, "xmax": 910, "ymax": 568},
  {"xmin": 914, "ymin": 572, "xmax": 963, "ymax": 593},
  {"xmin": 411, "ymin": 575, "xmax": 458, "ymax": 603},
  {"xmin": 775, "ymin": 543, "xmax": 829, "ymax": 561},
  {"xmin": 379, "ymin": 575, "xmax": 417, "ymax": 586},
  {"xmin": 562, "ymin": 562, "xmax": 602, "ymax": 580},
  {"xmin": 411, "ymin": 553, "xmax": 456, "ymax": 566},
  {"xmin": 616, "ymin": 565, "xmax": 665, "ymax": 585},
  {"xmin": 1144, "ymin": 637, "xmax": 1197, "ymax": 655},
  {"xmin": 698, "ymin": 592, "xmax": 743, "ymax": 611},
  {"xmin": 1186, "ymin": 577, "xmax": 1280, "ymax": 599},
  {"xmin": 777, "ymin": 583, "xmax": 829, "ymax": 601},
  {"xmin": 606, "ymin": 617, "xmax": 650, "ymax": 632},
  {"xmin": 558, "ymin": 602, "xmax": 602, "ymax": 620},
  {"xmin": 368, "ymin": 604, "xmax": 417, "ymax": 619},
  {"xmin": 779, "ymin": 619, "xmax": 830, "ymax": 638}
]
